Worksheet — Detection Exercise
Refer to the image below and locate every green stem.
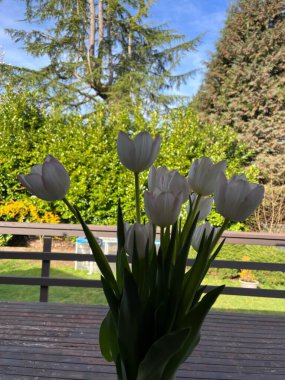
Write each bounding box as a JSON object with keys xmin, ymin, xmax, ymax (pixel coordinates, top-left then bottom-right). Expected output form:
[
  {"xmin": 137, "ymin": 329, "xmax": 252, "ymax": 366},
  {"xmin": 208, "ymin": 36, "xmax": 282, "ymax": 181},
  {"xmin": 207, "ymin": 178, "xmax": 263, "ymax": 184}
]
[
  {"xmin": 191, "ymin": 194, "xmax": 201, "ymax": 222},
  {"xmin": 210, "ymin": 218, "xmax": 229, "ymax": 252},
  {"xmin": 134, "ymin": 172, "xmax": 141, "ymax": 224}
]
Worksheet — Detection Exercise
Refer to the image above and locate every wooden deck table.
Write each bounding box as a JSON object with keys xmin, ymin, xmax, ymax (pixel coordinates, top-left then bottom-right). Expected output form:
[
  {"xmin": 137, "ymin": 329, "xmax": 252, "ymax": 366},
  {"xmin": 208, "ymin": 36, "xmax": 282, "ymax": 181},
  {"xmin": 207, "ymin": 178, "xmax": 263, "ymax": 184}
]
[{"xmin": 0, "ymin": 302, "xmax": 284, "ymax": 380}]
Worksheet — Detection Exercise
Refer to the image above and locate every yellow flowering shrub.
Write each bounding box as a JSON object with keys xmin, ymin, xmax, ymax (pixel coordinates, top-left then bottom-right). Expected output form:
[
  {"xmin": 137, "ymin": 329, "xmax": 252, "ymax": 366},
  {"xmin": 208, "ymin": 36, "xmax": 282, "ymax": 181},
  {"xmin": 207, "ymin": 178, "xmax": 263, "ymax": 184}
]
[{"xmin": 0, "ymin": 199, "xmax": 60, "ymax": 224}]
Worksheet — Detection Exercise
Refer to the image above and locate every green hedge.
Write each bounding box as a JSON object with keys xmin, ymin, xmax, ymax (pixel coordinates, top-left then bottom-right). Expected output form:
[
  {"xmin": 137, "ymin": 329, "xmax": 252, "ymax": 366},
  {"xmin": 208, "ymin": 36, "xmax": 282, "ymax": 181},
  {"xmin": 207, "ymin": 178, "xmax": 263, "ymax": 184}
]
[{"xmin": 0, "ymin": 88, "xmax": 258, "ymax": 228}]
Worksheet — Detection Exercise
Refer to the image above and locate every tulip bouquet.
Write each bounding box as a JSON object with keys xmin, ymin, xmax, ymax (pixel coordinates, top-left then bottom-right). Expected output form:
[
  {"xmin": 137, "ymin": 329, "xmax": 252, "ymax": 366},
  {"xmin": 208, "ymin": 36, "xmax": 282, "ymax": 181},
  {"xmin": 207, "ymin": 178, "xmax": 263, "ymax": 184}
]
[{"xmin": 19, "ymin": 131, "xmax": 264, "ymax": 380}]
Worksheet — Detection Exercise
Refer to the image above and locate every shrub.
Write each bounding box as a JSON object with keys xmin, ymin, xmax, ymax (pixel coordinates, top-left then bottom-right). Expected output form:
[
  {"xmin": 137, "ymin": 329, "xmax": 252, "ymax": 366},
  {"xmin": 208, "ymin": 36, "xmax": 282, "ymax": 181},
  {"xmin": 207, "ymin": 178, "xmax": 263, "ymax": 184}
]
[{"xmin": 0, "ymin": 89, "xmax": 258, "ymax": 229}]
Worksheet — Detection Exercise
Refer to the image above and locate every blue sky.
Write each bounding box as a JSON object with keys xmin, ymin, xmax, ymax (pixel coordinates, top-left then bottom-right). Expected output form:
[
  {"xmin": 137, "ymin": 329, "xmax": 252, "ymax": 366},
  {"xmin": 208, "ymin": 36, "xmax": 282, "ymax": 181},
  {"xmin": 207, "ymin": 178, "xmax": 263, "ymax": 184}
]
[{"xmin": 0, "ymin": 0, "xmax": 233, "ymax": 98}]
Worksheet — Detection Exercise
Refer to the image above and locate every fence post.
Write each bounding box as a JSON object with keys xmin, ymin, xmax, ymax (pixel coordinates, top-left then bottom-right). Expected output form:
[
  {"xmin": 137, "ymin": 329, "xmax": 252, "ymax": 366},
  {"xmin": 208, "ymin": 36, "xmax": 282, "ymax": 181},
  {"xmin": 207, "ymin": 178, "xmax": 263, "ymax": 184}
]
[{"xmin": 40, "ymin": 236, "xmax": 52, "ymax": 302}]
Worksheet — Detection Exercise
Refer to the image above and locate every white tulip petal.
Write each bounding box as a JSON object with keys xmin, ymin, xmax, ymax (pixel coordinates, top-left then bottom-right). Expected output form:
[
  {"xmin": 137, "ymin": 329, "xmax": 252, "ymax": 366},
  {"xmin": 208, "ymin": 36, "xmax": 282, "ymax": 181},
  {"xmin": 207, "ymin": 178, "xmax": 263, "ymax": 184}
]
[
  {"xmin": 214, "ymin": 172, "xmax": 227, "ymax": 214},
  {"xmin": 213, "ymin": 160, "xmax": 228, "ymax": 177},
  {"xmin": 192, "ymin": 223, "xmax": 213, "ymax": 252},
  {"xmin": 188, "ymin": 159, "xmax": 199, "ymax": 189},
  {"xmin": 224, "ymin": 179, "xmax": 249, "ymax": 213},
  {"xmin": 144, "ymin": 191, "xmax": 157, "ymax": 222},
  {"xmin": 42, "ymin": 155, "xmax": 70, "ymax": 200},
  {"xmin": 30, "ymin": 164, "xmax": 43, "ymax": 175},
  {"xmin": 169, "ymin": 172, "xmax": 189, "ymax": 202},
  {"xmin": 124, "ymin": 222, "xmax": 154, "ymax": 258},
  {"xmin": 134, "ymin": 132, "xmax": 153, "ymax": 171},
  {"xmin": 18, "ymin": 174, "xmax": 33, "ymax": 193},
  {"xmin": 146, "ymin": 136, "xmax": 161, "ymax": 169},
  {"xmin": 236, "ymin": 185, "xmax": 265, "ymax": 222},
  {"xmin": 148, "ymin": 166, "xmax": 157, "ymax": 191},
  {"xmin": 198, "ymin": 197, "xmax": 213, "ymax": 221},
  {"xmin": 19, "ymin": 173, "xmax": 53, "ymax": 200},
  {"xmin": 117, "ymin": 131, "xmax": 136, "ymax": 171},
  {"xmin": 215, "ymin": 173, "xmax": 264, "ymax": 222},
  {"xmin": 188, "ymin": 158, "xmax": 227, "ymax": 196}
]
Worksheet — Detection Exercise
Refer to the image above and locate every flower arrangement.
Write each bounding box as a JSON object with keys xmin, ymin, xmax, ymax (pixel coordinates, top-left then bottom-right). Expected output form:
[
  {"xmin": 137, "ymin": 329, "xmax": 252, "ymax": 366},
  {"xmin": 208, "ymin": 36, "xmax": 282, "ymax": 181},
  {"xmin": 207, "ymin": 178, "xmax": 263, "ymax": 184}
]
[{"xmin": 19, "ymin": 131, "xmax": 264, "ymax": 380}]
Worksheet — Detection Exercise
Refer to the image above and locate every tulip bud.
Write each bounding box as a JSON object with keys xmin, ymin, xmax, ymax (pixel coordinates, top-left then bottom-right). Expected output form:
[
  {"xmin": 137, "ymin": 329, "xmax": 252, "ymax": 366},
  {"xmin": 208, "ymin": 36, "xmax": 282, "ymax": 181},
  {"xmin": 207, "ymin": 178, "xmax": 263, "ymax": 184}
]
[
  {"xmin": 144, "ymin": 191, "xmax": 183, "ymax": 227},
  {"xmin": 149, "ymin": 166, "xmax": 189, "ymax": 202},
  {"xmin": 124, "ymin": 222, "xmax": 154, "ymax": 258},
  {"xmin": 188, "ymin": 157, "xmax": 227, "ymax": 196},
  {"xmin": 117, "ymin": 131, "xmax": 161, "ymax": 173},
  {"xmin": 192, "ymin": 223, "xmax": 218, "ymax": 252},
  {"xmin": 18, "ymin": 155, "xmax": 70, "ymax": 201},
  {"xmin": 214, "ymin": 173, "xmax": 264, "ymax": 222},
  {"xmin": 187, "ymin": 194, "xmax": 213, "ymax": 221}
]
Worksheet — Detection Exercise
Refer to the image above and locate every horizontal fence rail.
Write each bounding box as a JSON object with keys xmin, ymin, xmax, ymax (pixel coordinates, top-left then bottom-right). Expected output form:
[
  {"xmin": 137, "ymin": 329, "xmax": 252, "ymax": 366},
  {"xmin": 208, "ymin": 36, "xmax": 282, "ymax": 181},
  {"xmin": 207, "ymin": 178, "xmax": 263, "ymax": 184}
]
[{"xmin": 0, "ymin": 222, "xmax": 285, "ymax": 302}]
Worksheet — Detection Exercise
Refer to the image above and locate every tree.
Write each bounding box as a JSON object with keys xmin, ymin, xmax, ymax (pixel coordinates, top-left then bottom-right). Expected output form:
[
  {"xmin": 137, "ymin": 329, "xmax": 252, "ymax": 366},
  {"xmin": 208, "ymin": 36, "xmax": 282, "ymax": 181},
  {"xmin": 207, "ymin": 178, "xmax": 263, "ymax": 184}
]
[
  {"xmin": 194, "ymin": 0, "xmax": 285, "ymax": 186},
  {"xmin": 1, "ymin": 0, "xmax": 199, "ymax": 112}
]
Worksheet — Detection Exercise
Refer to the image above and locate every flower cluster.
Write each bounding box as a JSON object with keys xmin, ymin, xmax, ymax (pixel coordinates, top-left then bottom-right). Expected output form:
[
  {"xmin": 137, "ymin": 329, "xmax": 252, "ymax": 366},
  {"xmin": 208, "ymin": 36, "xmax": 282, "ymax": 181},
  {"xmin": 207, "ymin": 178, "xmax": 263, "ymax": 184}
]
[
  {"xmin": 18, "ymin": 130, "xmax": 265, "ymax": 380},
  {"xmin": 115, "ymin": 131, "xmax": 264, "ymax": 256}
]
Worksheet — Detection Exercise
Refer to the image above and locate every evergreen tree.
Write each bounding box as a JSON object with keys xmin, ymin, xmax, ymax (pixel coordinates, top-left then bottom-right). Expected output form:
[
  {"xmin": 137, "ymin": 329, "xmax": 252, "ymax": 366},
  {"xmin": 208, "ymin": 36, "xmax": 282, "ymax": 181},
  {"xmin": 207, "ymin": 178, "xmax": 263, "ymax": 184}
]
[
  {"xmin": 195, "ymin": 0, "xmax": 285, "ymax": 185},
  {"xmin": 1, "ymin": 0, "xmax": 199, "ymax": 112}
]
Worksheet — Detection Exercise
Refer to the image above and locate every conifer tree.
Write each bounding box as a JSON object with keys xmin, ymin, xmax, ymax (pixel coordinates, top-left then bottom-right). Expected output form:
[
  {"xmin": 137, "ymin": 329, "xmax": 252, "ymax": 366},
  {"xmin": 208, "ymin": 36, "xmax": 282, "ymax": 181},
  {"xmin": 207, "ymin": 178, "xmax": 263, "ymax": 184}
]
[
  {"xmin": 195, "ymin": 0, "xmax": 285, "ymax": 185},
  {"xmin": 1, "ymin": 0, "xmax": 199, "ymax": 111}
]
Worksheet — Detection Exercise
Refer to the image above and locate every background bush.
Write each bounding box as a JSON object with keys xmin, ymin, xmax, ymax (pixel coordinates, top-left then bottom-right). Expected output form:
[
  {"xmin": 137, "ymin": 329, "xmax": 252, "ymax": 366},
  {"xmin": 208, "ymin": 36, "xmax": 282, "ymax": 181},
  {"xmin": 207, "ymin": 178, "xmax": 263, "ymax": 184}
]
[{"xmin": 0, "ymin": 88, "xmax": 258, "ymax": 229}]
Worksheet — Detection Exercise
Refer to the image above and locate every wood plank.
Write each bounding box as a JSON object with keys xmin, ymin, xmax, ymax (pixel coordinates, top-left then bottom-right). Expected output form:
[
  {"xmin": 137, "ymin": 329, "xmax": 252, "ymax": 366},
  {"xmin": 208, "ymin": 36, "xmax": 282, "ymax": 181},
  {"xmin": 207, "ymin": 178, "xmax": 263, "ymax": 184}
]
[
  {"xmin": 0, "ymin": 302, "xmax": 285, "ymax": 379},
  {"xmin": 0, "ymin": 221, "xmax": 285, "ymax": 245}
]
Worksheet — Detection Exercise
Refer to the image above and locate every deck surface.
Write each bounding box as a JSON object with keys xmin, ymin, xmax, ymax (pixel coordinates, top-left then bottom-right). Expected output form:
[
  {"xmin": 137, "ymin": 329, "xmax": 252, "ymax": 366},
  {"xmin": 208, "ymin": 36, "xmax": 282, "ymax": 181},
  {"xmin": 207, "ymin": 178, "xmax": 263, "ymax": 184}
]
[{"xmin": 0, "ymin": 302, "xmax": 285, "ymax": 380}]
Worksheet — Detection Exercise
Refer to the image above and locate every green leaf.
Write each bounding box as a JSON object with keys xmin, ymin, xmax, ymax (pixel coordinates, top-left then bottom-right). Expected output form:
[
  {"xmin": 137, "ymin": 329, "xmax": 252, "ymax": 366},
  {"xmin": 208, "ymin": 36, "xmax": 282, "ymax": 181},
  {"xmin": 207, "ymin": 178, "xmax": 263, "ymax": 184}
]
[
  {"xmin": 182, "ymin": 285, "xmax": 225, "ymax": 329},
  {"xmin": 118, "ymin": 270, "xmax": 142, "ymax": 380},
  {"xmin": 137, "ymin": 328, "xmax": 190, "ymax": 380},
  {"xmin": 117, "ymin": 200, "xmax": 125, "ymax": 252},
  {"xmin": 101, "ymin": 275, "xmax": 119, "ymax": 319},
  {"xmin": 177, "ymin": 227, "xmax": 215, "ymax": 320},
  {"xmin": 116, "ymin": 201, "xmax": 130, "ymax": 292},
  {"xmin": 162, "ymin": 332, "xmax": 200, "ymax": 379},
  {"xmin": 163, "ymin": 285, "xmax": 225, "ymax": 378},
  {"xmin": 64, "ymin": 199, "xmax": 119, "ymax": 296},
  {"xmin": 99, "ymin": 310, "xmax": 119, "ymax": 362}
]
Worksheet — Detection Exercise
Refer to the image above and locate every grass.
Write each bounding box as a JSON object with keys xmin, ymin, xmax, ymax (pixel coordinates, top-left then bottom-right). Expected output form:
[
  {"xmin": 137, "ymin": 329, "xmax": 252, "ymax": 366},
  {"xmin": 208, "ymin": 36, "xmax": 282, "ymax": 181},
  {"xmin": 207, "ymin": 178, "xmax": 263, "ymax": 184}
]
[{"xmin": 0, "ymin": 243, "xmax": 284, "ymax": 314}]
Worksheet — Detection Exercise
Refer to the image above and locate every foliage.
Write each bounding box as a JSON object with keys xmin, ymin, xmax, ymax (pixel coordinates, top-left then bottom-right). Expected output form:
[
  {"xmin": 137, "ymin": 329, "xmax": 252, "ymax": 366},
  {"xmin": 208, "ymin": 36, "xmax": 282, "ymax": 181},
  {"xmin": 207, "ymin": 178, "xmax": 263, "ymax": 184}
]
[
  {"xmin": 1, "ymin": 0, "xmax": 200, "ymax": 112},
  {"xmin": 0, "ymin": 88, "xmax": 258, "ymax": 228},
  {"xmin": 194, "ymin": 0, "xmax": 285, "ymax": 186},
  {"xmin": 155, "ymin": 107, "xmax": 259, "ymax": 230},
  {"xmin": 254, "ymin": 183, "xmax": 285, "ymax": 233},
  {"xmin": 0, "ymin": 199, "xmax": 60, "ymax": 224}
]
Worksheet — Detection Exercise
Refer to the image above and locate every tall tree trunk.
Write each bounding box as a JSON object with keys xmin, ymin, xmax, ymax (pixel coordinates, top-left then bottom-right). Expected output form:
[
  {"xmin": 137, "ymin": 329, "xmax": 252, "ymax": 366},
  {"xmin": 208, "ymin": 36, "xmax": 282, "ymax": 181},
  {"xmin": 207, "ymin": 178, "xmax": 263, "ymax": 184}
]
[
  {"xmin": 98, "ymin": 0, "xmax": 104, "ymax": 47},
  {"xmin": 87, "ymin": 0, "xmax": 96, "ymax": 76}
]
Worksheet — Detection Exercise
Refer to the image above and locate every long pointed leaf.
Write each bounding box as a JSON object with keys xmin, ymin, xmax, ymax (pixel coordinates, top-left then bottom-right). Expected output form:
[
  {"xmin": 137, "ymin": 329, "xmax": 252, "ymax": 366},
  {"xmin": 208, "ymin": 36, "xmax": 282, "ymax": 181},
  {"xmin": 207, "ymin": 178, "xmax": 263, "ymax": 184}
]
[
  {"xmin": 63, "ymin": 198, "xmax": 119, "ymax": 296},
  {"xmin": 163, "ymin": 285, "xmax": 225, "ymax": 378},
  {"xmin": 99, "ymin": 310, "xmax": 119, "ymax": 362},
  {"xmin": 118, "ymin": 270, "xmax": 142, "ymax": 380},
  {"xmin": 137, "ymin": 328, "xmax": 190, "ymax": 380}
]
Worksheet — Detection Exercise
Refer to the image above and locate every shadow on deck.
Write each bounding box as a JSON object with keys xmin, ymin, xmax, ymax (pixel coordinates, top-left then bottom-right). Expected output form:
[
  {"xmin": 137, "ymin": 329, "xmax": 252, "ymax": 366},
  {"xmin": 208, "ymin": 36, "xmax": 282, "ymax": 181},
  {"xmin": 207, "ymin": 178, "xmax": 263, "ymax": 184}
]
[{"xmin": 0, "ymin": 302, "xmax": 285, "ymax": 380}]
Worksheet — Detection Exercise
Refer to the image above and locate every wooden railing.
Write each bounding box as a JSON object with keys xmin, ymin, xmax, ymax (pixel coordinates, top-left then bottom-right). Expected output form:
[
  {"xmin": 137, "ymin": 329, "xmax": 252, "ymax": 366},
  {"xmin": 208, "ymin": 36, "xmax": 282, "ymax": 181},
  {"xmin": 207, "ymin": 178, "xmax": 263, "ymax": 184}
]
[{"xmin": 0, "ymin": 222, "xmax": 285, "ymax": 302}]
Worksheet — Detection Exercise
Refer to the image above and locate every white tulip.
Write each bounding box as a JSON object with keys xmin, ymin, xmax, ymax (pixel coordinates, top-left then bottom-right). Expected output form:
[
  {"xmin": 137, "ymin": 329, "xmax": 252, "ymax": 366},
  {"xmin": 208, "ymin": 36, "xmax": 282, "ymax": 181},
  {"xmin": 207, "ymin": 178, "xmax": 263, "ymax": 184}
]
[
  {"xmin": 124, "ymin": 222, "xmax": 154, "ymax": 258},
  {"xmin": 18, "ymin": 155, "xmax": 70, "ymax": 201},
  {"xmin": 144, "ymin": 191, "xmax": 183, "ymax": 227},
  {"xmin": 117, "ymin": 131, "xmax": 161, "ymax": 173},
  {"xmin": 214, "ymin": 173, "xmax": 264, "ymax": 222},
  {"xmin": 188, "ymin": 157, "xmax": 227, "ymax": 196},
  {"xmin": 192, "ymin": 223, "xmax": 218, "ymax": 252},
  {"xmin": 148, "ymin": 166, "xmax": 189, "ymax": 202},
  {"xmin": 187, "ymin": 194, "xmax": 213, "ymax": 221}
]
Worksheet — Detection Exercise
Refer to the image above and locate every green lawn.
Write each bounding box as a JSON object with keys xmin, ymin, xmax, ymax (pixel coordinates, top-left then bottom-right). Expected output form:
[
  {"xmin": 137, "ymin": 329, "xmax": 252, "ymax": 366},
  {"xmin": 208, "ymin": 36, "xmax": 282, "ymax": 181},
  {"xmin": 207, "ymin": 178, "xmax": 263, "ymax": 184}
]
[{"xmin": 0, "ymin": 243, "xmax": 284, "ymax": 314}]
